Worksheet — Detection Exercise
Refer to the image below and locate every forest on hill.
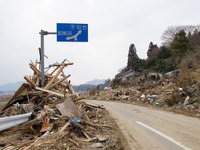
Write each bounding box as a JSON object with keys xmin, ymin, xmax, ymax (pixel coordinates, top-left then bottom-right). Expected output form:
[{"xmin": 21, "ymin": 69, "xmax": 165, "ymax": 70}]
[{"xmin": 120, "ymin": 25, "xmax": 200, "ymax": 74}]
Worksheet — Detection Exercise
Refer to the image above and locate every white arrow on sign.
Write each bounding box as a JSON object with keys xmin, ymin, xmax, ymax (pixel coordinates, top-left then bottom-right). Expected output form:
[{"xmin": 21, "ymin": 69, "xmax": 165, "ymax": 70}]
[{"xmin": 66, "ymin": 30, "xmax": 82, "ymax": 41}]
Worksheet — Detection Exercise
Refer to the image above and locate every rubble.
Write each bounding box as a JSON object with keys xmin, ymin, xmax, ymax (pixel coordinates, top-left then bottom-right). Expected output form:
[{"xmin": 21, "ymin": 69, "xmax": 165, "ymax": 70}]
[
  {"xmin": 0, "ymin": 59, "xmax": 125, "ymax": 150},
  {"xmin": 89, "ymin": 78, "xmax": 200, "ymax": 118}
]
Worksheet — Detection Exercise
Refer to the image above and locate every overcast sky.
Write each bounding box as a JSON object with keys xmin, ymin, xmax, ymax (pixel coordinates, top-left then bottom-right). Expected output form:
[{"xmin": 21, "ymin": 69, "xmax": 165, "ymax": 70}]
[{"xmin": 0, "ymin": 0, "xmax": 200, "ymax": 86}]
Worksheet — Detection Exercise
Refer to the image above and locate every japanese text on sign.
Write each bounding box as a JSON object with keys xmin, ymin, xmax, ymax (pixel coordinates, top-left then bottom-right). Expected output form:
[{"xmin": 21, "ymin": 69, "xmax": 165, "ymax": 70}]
[{"xmin": 57, "ymin": 23, "xmax": 88, "ymax": 42}]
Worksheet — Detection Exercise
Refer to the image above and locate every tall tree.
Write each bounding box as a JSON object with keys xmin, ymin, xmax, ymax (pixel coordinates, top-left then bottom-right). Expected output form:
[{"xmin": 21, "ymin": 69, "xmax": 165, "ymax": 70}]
[
  {"xmin": 170, "ymin": 30, "xmax": 190, "ymax": 58},
  {"xmin": 127, "ymin": 44, "xmax": 139, "ymax": 70},
  {"xmin": 157, "ymin": 46, "xmax": 173, "ymax": 59},
  {"xmin": 188, "ymin": 29, "xmax": 200, "ymax": 51},
  {"xmin": 147, "ymin": 42, "xmax": 160, "ymax": 61},
  {"xmin": 154, "ymin": 46, "xmax": 176, "ymax": 73}
]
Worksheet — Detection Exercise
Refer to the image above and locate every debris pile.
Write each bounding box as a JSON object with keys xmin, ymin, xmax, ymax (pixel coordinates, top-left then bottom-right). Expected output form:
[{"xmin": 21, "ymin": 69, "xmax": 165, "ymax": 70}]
[
  {"xmin": 0, "ymin": 59, "xmax": 124, "ymax": 150},
  {"xmin": 93, "ymin": 78, "xmax": 200, "ymax": 117}
]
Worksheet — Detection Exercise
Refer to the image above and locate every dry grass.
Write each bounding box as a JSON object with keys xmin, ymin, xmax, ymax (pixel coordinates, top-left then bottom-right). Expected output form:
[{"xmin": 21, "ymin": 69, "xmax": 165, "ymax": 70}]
[{"xmin": 177, "ymin": 51, "xmax": 200, "ymax": 87}]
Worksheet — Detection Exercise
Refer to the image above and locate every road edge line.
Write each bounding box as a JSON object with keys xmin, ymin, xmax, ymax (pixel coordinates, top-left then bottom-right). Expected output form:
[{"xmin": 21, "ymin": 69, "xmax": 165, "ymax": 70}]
[{"xmin": 136, "ymin": 121, "xmax": 192, "ymax": 150}]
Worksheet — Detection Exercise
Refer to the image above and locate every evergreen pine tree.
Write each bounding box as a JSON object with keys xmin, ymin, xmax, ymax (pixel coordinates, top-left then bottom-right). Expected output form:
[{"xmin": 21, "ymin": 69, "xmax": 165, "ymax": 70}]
[
  {"xmin": 170, "ymin": 30, "xmax": 190, "ymax": 57},
  {"xmin": 127, "ymin": 44, "xmax": 139, "ymax": 70}
]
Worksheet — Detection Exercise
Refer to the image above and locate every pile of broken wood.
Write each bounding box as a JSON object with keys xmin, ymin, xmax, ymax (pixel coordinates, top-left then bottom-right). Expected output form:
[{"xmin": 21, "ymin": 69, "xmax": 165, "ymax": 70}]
[{"xmin": 0, "ymin": 59, "xmax": 118, "ymax": 150}]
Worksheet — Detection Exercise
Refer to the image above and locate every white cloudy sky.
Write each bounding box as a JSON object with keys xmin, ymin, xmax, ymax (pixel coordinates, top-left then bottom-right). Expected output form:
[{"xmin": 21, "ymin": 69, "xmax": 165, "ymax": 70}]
[{"xmin": 0, "ymin": 0, "xmax": 199, "ymax": 85}]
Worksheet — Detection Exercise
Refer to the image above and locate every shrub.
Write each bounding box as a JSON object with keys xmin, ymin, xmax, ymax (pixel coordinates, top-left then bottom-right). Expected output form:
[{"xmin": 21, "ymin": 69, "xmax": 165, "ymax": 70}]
[
  {"xmin": 88, "ymin": 88, "xmax": 96, "ymax": 96},
  {"xmin": 164, "ymin": 93, "xmax": 182, "ymax": 106}
]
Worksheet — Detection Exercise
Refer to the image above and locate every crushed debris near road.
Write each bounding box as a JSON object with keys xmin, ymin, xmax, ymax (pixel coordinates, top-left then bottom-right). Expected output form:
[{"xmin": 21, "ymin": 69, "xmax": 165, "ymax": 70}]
[
  {"xmin": 0, "ymin": 60, "xmax": 126, "ymax": 150},
  {"xmin": 88, "ymin": 77, "xmax": 200, "ymax": 118}
]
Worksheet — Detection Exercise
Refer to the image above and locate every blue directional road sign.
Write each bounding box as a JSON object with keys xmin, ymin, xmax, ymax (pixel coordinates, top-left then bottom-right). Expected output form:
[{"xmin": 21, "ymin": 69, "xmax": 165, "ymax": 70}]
[{"xmin": 57, "ymin": 23, "xmax": 88, "ymax": 42}]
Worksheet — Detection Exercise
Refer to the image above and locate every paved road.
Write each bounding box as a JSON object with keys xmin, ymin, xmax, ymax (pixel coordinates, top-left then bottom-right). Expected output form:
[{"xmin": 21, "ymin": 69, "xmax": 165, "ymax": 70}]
[{"xmin": 86, "ymin": 100, "xmax": 200, "ymax": 150}]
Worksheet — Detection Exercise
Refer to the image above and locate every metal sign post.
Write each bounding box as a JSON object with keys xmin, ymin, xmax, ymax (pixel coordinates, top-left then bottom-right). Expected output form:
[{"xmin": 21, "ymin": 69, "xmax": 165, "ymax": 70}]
[
  {"xmin": 39, "ymin": 30, "xmax": 56, "ymax": 87},
  {"xmin": 39, "ymin": 23, "xmax": 88, "ymax": 87}
]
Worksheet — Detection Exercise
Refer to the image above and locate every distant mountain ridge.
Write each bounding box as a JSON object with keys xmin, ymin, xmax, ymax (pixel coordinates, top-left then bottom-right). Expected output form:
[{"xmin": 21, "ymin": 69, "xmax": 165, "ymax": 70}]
[
  {"xmin": 0, "ymin": 79, "xmax": 106, "ymax": 93},
  {"xmin": 0, "ymin": 81, "xmax": 24, "ymax": 93},
  {"xmin": 73, "ymin": 79, "xmax": 106, "ymax": 92},
  {"xmin": 84, "ymin": 79, "xmax": 106, "ymax": 85},
  {"xmin": 72, "ymin": 84, "xmax": 96, "ymax": 93}
]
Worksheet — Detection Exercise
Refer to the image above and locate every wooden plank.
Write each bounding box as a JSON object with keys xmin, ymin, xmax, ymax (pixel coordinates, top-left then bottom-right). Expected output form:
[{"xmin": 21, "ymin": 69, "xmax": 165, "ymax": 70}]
[
  {"xmin": 84, "ymin": 101, "xmax": 105, "ymax": 109},
  {"xmin": 44, "ymin": 64, "xmax": 66, "ymax": 90},
  {"xmin": 53, "ymin": 62, "xmax": 74, "ymax": 67},
  {"xmin": 50, "ymin": 59, "xmax": 66, "ymax": 76},
  {"xmin": 29, "ymin": 62, "xmax": 52, "ymax": 79},
  {"xmin": 56, "ymin": 98, "xmax": 82, "ymax": 118},
  {"xmin": 35, "ymin": 87, "xmax": 64, "ymax": 97},
  {"xmin": 29, "ymin": 63, "xmax": 41, "ymax": 75},
  {"xmin": 24, "ymin": 76, "xmax": 36, "ymax": 88},
  {"xmin": 61, "ymin": 72, "xmax": 76, "ymax": 94},
  {"xmin": 48, "ymin": 74, "xmax": 71, "ymax": 89},
  {"xmin": 0, "ymin": 83, "xmax": 30, "ymax": 113}
]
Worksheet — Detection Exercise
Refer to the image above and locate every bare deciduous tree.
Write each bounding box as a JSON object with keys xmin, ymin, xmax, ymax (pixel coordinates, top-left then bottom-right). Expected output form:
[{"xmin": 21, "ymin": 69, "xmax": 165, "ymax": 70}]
[{"xmin": 161, "ymin": 25, "xmax": 200, "ymax": 46}]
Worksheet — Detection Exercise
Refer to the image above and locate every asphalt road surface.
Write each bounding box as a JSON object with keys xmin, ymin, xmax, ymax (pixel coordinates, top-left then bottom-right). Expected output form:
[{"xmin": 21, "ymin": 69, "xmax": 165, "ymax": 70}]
[{"xmin": 86, "ymin": 100, "xmax": 200, "ymax": 150}]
